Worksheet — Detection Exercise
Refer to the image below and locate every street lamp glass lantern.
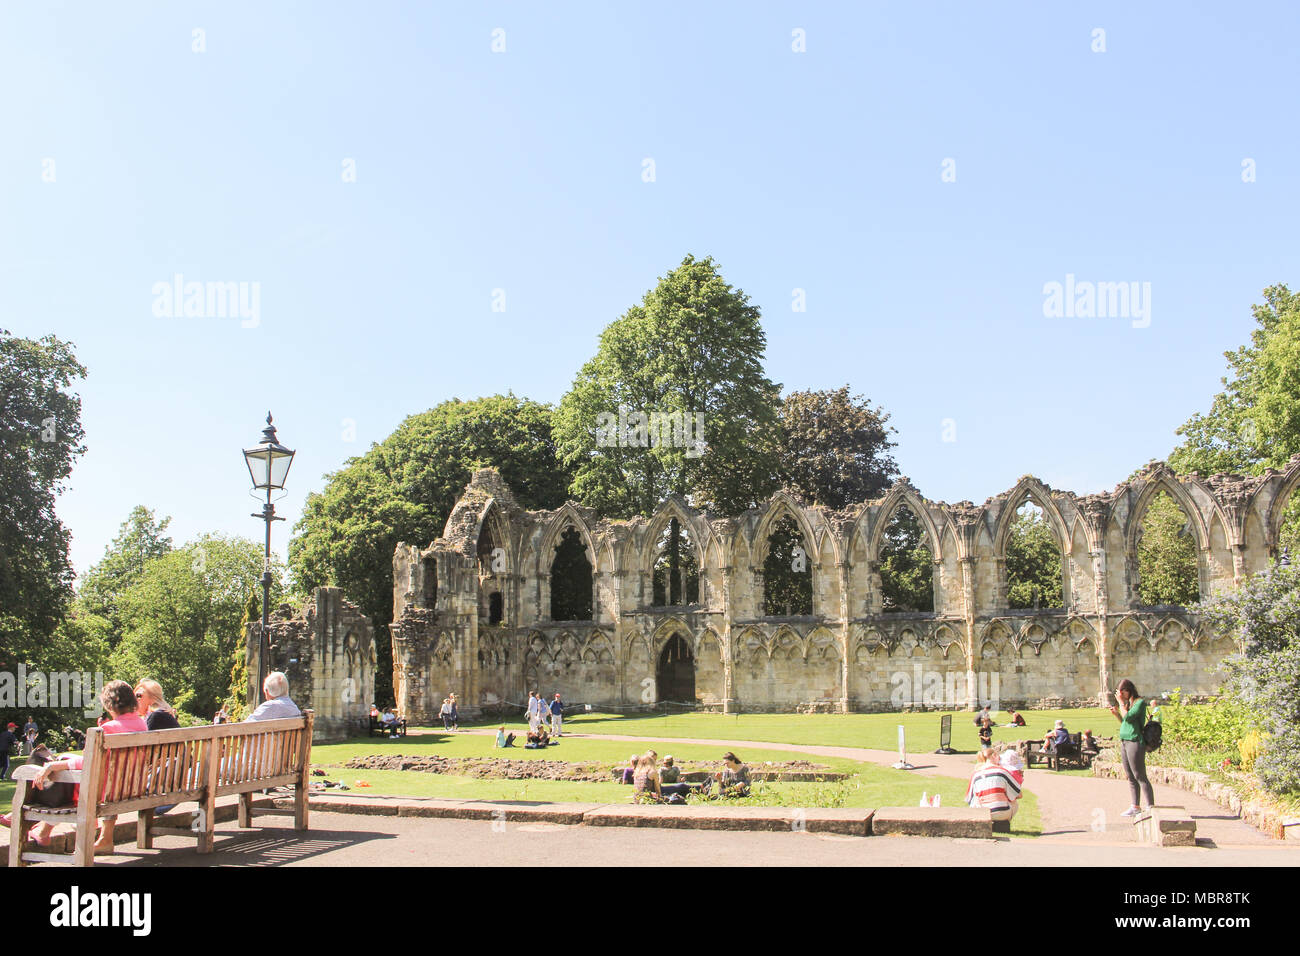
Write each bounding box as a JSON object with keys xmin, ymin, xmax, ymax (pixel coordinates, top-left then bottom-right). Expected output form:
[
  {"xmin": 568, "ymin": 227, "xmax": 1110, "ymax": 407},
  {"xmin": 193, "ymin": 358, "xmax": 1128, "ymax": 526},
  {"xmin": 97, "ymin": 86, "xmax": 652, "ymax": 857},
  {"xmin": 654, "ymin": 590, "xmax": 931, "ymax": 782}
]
[{"xmin": 243, "ymin": 414, "xmax": 295, "ymax": 491}]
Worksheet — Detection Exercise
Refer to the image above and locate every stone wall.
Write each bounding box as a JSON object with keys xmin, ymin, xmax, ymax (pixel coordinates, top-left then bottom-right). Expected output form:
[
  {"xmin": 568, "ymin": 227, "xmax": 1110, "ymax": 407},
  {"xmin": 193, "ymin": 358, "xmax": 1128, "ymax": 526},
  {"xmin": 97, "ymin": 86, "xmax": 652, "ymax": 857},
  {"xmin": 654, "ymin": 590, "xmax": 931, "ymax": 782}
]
[
  {"xmin": 387, "ymin": 457, "xmax": 1300, "ymax": 718},
  {"xmin": 247, "ymin": 587, "xmax": 376, "ymax": 742}
]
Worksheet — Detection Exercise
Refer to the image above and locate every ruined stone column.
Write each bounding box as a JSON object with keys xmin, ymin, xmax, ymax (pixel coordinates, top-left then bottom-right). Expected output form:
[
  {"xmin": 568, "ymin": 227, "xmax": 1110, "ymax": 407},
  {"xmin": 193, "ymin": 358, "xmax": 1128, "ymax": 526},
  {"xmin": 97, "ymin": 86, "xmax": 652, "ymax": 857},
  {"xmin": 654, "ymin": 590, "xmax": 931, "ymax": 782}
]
[
  {"xmin": 1092, "ymin": 548, "xmax": 1112, "ymax": 706},
  {"xmin": 721, "ymin": 566, "xmax": 735, "ymax": 714},
  {"xmin": 960, "ymin": 556, "xmax": 978, "ymax": 710},
  {"xmin": 838, "ymin": 561, "xmax": 850, "ymax": 713}
]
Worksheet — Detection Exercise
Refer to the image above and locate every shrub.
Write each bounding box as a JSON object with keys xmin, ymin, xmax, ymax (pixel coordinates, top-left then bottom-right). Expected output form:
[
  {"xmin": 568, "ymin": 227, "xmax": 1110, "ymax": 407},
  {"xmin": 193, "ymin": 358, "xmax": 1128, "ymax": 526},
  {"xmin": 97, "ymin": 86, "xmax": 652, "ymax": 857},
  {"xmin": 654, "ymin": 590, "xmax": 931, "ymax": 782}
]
[{"xmin": 1202, "ymin": 559, "xmax": 1300, "ymax": 795}]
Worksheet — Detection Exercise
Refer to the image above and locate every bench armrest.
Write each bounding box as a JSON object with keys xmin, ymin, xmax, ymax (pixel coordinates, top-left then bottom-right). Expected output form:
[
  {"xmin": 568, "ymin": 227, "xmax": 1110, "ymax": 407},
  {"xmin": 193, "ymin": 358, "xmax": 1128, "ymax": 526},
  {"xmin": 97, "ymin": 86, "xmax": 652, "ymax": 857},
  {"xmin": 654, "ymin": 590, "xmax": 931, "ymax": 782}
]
[{"xmin": 11, "ymin": 765, "xmax": 83, "ymax": 784}]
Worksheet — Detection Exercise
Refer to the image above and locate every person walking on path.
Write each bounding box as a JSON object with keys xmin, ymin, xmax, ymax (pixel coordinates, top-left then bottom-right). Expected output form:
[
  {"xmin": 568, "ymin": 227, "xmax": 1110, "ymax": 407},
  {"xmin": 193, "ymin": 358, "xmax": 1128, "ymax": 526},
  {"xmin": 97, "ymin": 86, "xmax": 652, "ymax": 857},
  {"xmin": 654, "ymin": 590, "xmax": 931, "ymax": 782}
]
[
  {"xmin": 1110, "ymin": 678, "xmax": 1155, "ymax": 817},
  {"xmin": 22, "ymin": 717, "xmax": 37, "ymax": 755}
]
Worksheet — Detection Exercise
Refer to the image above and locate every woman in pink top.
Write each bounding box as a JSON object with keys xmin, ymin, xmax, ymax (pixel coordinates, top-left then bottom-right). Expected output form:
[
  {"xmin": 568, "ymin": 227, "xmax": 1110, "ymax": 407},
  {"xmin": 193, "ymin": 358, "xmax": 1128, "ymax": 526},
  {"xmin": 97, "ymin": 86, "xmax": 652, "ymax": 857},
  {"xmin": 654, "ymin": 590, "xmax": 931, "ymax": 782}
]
[{"xmin": 22, "ymin": 680, "xmax": 146, "ymax": 853}]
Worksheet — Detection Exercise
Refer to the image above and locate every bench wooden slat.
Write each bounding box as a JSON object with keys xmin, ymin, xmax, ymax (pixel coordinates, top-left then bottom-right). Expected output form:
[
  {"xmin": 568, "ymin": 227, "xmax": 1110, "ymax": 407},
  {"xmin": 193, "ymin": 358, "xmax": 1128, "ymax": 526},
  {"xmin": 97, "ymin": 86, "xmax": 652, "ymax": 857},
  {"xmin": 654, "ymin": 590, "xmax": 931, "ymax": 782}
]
[{"xmin": 216, "ymin": 772, "xmax": 301, "ymax": 797}]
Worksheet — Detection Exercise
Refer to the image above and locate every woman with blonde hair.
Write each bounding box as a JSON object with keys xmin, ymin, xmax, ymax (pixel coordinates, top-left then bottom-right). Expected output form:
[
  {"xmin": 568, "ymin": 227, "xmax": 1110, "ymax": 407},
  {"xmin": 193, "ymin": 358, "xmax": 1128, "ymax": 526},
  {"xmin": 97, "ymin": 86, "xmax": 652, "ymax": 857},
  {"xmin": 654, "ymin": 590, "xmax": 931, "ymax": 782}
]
[
  {"xmin": 632, "ymin": 750, "xmax": 662, "ymax": 803},
  {"xmin": 135, "ymin": 679, "xmax": 180, "ymax": 731}
]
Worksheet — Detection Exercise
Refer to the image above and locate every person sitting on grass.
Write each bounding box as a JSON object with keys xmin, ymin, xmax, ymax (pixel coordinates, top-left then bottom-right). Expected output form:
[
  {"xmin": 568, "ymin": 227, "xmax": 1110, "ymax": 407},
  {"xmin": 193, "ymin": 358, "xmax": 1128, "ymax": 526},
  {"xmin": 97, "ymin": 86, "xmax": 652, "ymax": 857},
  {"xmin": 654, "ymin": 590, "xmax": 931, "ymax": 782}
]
[
  {"xmin": 495, "ymin": 725, "xmax": 516, "ymax": 748},
  {"xmin": 620, "ymin": 754, "xmax": 639, "ymax": 784},
  {"xmin": 536, "ymin": 723, "xmax": 551, "ymax": 747},
  {"xmin": 965, "ymin": 747, "xmax": 1022, "ymax": 825},
  {"xmin": 657, "ymin": 755, "xmax": 699, "ymax": 800},
  {"xmin": 632, "ymin": 751, "xmax": 662, "ymax": 803},
  {"xmin": 0, "ymin": 680, "xmax": 147, "ymax": 854},
  {"xmin": 1004, "ymin": 708, "xmax": 1026, "ymax": 727},
  {"xmin": 701, "ymin": 752, "xmax": 752, "ymax": 799}
]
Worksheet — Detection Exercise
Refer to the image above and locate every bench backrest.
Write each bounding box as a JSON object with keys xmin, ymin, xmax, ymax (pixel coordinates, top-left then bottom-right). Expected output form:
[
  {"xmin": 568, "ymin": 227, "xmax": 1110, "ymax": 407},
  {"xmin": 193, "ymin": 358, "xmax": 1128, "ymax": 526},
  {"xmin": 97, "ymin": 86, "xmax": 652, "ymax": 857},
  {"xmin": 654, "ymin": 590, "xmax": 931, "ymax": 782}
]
[{"xmin": 81, "ymin": 712, "xmax": 314, "ymax": 814}]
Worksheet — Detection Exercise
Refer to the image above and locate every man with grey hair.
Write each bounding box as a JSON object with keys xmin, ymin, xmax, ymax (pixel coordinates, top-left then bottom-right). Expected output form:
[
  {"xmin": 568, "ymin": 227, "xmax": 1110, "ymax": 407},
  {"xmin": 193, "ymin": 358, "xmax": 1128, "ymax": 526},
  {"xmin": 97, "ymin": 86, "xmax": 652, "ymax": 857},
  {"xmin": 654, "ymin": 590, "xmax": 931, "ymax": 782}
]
[{"xmin": 246, "ymin": 671, "xmax": 301, "ymax": 721}]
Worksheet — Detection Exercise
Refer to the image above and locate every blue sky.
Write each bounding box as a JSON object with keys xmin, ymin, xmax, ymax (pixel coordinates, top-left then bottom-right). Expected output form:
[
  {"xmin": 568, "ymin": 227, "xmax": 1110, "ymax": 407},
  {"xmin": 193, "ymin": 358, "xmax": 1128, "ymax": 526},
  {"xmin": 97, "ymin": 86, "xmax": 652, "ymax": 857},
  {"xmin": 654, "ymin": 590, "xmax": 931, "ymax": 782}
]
[{"xmin": 2, "ymin": 2, "xmax": 1297, "ymax": 577}]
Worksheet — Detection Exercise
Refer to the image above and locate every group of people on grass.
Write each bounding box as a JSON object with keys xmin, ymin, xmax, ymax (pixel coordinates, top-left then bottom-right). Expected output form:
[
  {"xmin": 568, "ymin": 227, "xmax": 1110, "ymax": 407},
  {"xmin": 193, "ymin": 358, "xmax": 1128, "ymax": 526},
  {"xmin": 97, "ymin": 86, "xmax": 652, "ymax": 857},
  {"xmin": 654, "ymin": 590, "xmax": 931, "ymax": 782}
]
[
  {"xmin": 490, "ymin": 692, "xmax": 565, "ymax": 748},
  {"xmin": 622, "ymin": 750, "xmax": 752, "ymax": 803},
  {"xmin": 1, "ymin": 671, "xmax": 301, "ymax": 855},
  {"xmin": 963, "ymin": 679, "xmax": 1158, "ymax": 823}
]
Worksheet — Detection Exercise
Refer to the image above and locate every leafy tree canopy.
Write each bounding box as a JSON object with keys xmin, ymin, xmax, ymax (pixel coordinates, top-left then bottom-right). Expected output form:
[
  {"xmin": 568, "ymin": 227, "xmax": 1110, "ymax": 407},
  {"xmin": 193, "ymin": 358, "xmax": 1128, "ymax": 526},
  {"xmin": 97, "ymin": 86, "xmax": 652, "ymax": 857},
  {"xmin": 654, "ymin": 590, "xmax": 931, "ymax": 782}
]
[
  {"xmin": 110, "ymin": 534, "xmax": 281, "ymax": 719},
  {"xmin": 0, "ymin": 329, "xmax": 86, "ymax": 669},
  {"xmin": 776, "ymin": 386, "xmax": 899, "ymax": 510},
  {"xmin": 553, "ymin": 254, "xmax": 782, "ymax": 518},
  {"xmin": 1170, "ymin": 284, "xmax": 1300, "ymax": 476},
  {"xmin": 76, "ymin": 505, "xmax": 173, "ymax": 644}
]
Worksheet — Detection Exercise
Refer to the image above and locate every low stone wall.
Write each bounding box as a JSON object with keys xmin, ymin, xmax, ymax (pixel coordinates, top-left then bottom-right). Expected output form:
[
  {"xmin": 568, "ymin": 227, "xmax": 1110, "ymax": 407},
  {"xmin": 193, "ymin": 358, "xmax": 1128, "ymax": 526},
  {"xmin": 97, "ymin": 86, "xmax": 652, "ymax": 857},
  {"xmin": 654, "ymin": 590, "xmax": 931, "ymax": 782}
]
[{"xmin": 1093, "ymin": 758, "xmax": 1289, "ymax": 839}]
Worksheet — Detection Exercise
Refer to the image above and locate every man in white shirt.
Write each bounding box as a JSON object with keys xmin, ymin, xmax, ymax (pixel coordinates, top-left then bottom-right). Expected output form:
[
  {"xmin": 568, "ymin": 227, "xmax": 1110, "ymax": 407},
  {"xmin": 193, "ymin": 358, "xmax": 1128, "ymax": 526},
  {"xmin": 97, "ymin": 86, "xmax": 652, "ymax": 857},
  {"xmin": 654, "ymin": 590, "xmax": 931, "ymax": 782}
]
[{"xmin": 246, "ymin": 671, "xmax": 301, "ymax": 721}]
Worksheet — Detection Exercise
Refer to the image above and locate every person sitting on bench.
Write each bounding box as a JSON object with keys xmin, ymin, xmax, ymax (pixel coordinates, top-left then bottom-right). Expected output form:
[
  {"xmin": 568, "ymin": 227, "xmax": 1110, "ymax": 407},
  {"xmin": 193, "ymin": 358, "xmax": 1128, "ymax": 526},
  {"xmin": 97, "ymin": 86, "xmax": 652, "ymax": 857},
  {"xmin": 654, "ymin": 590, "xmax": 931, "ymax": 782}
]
[
  {"xmin": 1, "ymin": 680, "xmax": 147, "ymax": 854},
  {"xmin": 1042, "ymin": 719, "xmax": 1070, "ymax": 752},
  {"xmin": 1080, "ymin": 729, "xmax": 1100, "ymax": 754}
]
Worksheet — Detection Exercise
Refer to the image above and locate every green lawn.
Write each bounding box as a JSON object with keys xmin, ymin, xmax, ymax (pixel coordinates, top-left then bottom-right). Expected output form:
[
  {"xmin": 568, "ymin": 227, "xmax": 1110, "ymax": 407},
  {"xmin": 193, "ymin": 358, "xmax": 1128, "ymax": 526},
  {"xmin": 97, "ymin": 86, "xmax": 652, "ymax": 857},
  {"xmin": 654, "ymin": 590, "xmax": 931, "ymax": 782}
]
[
  {"xmin": 461, "ymin": 707, "xmax": 1119, "ymax": 755},
  {"xmin": 311, "ymin": 730, "xmax": 1041, "ymax": 836}
]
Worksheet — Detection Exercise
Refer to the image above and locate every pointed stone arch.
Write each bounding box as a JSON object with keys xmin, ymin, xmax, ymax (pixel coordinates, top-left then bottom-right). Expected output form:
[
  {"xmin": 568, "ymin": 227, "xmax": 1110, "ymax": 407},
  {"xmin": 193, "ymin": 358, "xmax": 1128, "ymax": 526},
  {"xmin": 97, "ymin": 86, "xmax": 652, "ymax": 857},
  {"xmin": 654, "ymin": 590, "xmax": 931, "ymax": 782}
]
[
  {"xmin": 1125, "ymin": 472, "xmax": 1211, "ymax": 558},
  {"xmin": 751, "ymin": 492, "xmax": 820, "ymax": 565},
  {"xmin": 866, "ymin": 485, "xmax": 945, "ymax": 563},
  {"xmin": 993, "ymin": 478, "xmax": 1070, "ymax": 557},
  {"xmin": 536, "ymin": 504, "xmax": 598, "ymax": 573}
]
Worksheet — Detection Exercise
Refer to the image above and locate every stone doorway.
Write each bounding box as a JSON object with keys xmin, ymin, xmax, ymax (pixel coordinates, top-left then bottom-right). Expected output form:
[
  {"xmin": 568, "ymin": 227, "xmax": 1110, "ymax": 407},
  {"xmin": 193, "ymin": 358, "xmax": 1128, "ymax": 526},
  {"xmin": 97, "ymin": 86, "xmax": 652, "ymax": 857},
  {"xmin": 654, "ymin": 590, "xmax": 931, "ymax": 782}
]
[{"xmin": 656, "ymin": 634, "xmax": 695, "ymax": 705}]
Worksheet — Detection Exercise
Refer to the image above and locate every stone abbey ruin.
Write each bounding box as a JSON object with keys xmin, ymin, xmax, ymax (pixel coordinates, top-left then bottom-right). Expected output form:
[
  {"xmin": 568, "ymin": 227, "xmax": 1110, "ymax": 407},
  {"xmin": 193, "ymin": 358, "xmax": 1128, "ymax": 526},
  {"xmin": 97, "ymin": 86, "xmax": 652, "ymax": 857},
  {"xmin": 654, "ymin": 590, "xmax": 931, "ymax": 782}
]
[{"xmin": 380, "ymin": 456, "xmax": 1300, "ymax": 720}]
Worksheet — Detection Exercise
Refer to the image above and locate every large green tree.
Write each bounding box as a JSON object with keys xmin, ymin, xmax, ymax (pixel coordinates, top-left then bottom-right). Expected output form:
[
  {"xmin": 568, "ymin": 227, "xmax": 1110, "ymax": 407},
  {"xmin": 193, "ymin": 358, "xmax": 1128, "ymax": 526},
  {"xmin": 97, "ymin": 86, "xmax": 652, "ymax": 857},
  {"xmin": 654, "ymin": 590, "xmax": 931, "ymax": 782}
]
[
  {"xmin": 77, "ymin": 505, "xmax": 173, "ymax": 645},
  {"xmin": 1170, "ymin": 285, "xmax": 1300, "ymax": 477},
  {"xmin": 289, "ymin": 394, "xmax": 572, "ymax": 703},
  {"xmin": 0, "ymin": 329, "xmax": 86, "ymax": 671},
  {"xmin": 553, "ymin": 254, "xmax": 782, "ymax": 518},
  {"xmin": 775, "ymin": 386, "xmax": 899, "ymax": 509},
  {"xmin": 110, "ymin": 534, "xmax": 280, "ymax": 718}
]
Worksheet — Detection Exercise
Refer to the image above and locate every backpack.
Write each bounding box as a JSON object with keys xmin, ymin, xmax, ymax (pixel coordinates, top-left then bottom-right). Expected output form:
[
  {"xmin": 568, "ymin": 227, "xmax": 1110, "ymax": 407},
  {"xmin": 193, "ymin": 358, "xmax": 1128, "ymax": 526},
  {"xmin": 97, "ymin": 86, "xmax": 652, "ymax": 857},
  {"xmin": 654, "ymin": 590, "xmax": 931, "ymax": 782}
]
[
  {"xmin": 1142, "ymin": 717, "xmax": 1162, "ymax": 751},
  {"xmin": 25, "ymin": 747, "xmax": 75, "ymax": 808}
]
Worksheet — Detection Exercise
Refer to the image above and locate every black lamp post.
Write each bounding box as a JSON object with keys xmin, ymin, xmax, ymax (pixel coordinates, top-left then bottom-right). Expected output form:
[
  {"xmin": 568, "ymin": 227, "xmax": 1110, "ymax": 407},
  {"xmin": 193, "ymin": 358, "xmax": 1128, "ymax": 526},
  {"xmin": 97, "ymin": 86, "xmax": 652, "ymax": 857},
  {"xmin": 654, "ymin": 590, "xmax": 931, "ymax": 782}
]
[{"xmin": 243, "ymin": 412, "xmax": 295, "ymax": 703}]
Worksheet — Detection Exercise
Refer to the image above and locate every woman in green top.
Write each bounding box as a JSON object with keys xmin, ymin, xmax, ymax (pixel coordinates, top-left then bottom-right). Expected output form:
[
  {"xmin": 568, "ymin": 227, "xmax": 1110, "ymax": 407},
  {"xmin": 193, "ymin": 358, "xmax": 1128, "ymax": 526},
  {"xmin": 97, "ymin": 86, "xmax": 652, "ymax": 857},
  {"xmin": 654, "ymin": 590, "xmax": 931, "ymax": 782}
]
[{"xmin": 1109, "ymin": 678, "xmax": 1154, "ymax": 816}]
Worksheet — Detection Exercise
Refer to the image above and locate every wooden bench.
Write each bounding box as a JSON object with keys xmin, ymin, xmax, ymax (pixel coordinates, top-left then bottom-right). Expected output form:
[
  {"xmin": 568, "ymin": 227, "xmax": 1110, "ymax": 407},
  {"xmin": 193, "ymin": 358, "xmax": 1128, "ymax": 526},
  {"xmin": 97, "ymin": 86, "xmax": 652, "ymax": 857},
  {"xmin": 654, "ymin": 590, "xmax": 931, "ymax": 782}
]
[
  {"xmin": 1026, "ymin": 733, "xmax": 1093, "ymax": 771},
  {"xmin": 368, "ymin": 715, "xmax": 406, "ymax": 737},
  {"xmin": 8, "ymin": 711, "xmax": 314, "ymax": 867}
]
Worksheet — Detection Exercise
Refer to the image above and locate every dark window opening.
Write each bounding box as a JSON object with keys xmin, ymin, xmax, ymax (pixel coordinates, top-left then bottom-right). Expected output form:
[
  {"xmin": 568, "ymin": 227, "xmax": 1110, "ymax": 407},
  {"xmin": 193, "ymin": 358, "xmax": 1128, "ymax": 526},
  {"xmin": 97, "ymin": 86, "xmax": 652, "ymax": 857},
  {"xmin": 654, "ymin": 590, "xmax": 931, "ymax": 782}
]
[
  {"xmin": 763, "ymin": 515, "xmax": 813, "ymax": 616},
  {"xmin": 652, "ymin": 517, "xmax": 700, "ymax": 606},
  {"xmin": 550, "ymin": 526, "xmax": 593, "ymax": 621}
]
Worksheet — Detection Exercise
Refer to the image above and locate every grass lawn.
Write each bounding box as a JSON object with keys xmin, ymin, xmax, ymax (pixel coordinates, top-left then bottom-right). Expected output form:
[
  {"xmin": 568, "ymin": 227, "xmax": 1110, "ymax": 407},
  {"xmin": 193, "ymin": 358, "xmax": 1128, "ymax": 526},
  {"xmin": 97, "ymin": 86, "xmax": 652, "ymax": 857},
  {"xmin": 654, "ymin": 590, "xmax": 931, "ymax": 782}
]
[
  {"xmin": 310, "ymin": 730, "xmax": 1041, "ymax": 836},
  {"xmin": 460, "ymin": 707, "xmax": 1118, "ymax": 755}
]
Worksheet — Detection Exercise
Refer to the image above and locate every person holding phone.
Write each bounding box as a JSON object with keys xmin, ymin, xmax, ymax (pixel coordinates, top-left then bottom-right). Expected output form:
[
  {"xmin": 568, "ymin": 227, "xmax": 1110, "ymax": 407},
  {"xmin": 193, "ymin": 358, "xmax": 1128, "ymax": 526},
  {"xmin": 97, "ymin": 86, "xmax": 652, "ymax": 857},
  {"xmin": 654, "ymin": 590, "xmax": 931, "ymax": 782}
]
[{"xmin": 1110, "ymin": 678, "xmax": 1154, "ymax": 817}]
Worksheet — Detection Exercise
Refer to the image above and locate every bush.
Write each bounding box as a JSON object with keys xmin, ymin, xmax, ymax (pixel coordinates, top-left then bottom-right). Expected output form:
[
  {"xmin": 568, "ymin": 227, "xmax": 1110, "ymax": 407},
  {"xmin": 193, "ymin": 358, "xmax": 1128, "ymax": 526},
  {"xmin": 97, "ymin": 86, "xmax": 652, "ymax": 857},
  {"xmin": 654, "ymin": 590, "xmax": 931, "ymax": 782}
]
[
  {"xmin": 1201, "ymin": 559, "xmax": 1300, "ymax": 795},
  {"xmin": 1158, "ymin": 688, "xmax": 1256, "ymax": 753}
]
